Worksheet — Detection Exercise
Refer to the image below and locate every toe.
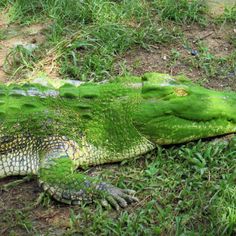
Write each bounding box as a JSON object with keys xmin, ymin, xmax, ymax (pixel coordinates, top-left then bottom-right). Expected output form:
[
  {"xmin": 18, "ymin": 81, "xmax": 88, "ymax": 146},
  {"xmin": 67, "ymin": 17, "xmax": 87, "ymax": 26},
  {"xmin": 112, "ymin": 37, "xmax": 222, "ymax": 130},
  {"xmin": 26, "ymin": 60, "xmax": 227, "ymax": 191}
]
[
  {"xmin": 119, "ymin": 192, "xmax": 139, "ymax": 203},
  {"xmin": 107, "ymin": 196, "xmax": 120, "ymax": 210},
  {"xmin": 113, "ymin": 195, "xmax": 128, "ymax": 208}
]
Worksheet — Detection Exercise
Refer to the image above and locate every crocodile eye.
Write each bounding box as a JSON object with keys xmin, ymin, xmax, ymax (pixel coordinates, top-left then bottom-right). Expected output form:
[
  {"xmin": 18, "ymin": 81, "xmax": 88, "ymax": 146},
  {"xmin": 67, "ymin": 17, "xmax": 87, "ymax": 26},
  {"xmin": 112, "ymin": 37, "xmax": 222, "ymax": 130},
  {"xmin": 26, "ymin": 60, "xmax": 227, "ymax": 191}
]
[{"xmin": 174, "ymin": 88, "xmax": 188, "ymax": 96}]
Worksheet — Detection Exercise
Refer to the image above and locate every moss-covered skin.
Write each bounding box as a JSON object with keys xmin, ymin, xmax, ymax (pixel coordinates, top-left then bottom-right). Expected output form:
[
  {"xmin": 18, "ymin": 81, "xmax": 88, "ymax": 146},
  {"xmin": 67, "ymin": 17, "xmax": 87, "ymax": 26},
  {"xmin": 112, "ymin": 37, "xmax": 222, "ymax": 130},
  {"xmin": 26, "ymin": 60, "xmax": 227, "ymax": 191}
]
[{"xmin": 1, "ymin": 72, "xmax": 236, "ymax": 208}]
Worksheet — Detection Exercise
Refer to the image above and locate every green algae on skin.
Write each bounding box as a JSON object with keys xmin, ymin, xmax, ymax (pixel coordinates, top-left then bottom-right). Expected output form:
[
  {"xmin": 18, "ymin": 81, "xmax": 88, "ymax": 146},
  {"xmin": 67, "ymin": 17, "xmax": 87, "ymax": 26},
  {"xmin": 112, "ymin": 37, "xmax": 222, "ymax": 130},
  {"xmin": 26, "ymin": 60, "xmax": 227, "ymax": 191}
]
[{"xmin": 1, "ymin": 72, "xmax": 236, "ymax": 148}]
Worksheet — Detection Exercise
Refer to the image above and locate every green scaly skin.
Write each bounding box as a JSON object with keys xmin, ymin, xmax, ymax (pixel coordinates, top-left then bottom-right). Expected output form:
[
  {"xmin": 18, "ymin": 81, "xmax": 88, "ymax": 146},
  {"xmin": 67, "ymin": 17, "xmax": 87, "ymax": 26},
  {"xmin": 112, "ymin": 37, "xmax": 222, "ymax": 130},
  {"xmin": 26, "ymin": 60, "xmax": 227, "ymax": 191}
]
[{"xmin": 1, "ymin": 72, "xmax": 236, "ymax": 209}]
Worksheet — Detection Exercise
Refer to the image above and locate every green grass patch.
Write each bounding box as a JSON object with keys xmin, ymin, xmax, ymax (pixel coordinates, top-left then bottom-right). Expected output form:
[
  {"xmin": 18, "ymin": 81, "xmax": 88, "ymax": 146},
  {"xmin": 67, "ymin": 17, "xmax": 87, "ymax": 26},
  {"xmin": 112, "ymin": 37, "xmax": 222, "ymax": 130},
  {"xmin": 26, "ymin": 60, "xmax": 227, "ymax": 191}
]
[
  {"xmin": 58, "ymin": 22, "xmax": 179, "ymax": 80},
  {"xmin": 217, "ymin": 4, "xmax": 236, "ymax": 23},
  {"xmin": 63, "ymin": 139, "xmax": 236, "ymax": 235},
  {"xmin": 2, "ymin": 138, "xmax": 235, "ymax": 235},
  {"xmin": 0, "ymin": 209, "xmax": 35, "ymax": 235},
  {"xmin": 0, "ymin": 29, "xmax": 7, "ymax": 40},
  {"xmin": 152, "ymin": 0, "xmax": 207, "ymax": 24},
  {"xmin": 183, "ymin": 41, "xmax": 236, "ymax": 80},
  {"xmin": 1, "ymin": 0, "xmax": 208, "ymax": 81},
  {"xmin": 3, "ymin": 44, "xmax": 41, "ymax": 79}
]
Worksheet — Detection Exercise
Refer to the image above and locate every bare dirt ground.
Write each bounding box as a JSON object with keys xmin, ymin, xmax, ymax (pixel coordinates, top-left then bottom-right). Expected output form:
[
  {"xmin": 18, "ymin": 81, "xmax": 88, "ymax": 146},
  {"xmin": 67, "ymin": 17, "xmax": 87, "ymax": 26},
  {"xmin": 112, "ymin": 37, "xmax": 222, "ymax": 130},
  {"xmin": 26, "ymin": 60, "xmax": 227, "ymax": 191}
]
[
  {"xmin": 0, "ymin": 177, "xmax": 71, "ymax": 235},
  {"xmin": 0, "ymin": 11, "xmax": 236, "ymax": 236},
  {"xmin": 0, "ymin": 11, "xmax": 46, "ymax": 82},
  {"xmin": 121, "ymin": 23, "xmax": 236, "ymax": 90}
]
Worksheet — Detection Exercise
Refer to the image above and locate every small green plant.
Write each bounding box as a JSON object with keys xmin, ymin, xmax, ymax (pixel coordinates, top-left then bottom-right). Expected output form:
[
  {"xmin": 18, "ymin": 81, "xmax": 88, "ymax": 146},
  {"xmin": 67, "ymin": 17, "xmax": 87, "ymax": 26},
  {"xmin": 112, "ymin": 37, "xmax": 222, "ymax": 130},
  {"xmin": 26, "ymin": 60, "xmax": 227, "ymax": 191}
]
[
  {"xmin": 1, "ymin": 209, "xmax": 34, "ymax": 234},
  {"xmin": 3, "ymin": 44, "xmax": 39, "ymax": 79},
  {"xmin": 152, "ymin": 0, "xmax": 207, "ymax": 24},
  {"xmin": 210, "ymin": 182, "xmax": 236, "ymax": 235},
  {"xmin": 168, "ymin": 48, "xmax": 181, "ymax": 67},
  {"xmin": 184, "ymin": 42, "xmax": 236, "ymax": 79},
  {"xmin": 0, "ymin": 29, "xmax": 7, "ymax": 40},
  {"xmin": 0, "ymin": 0, "xmax": 8, "ymax": 8},
  {"xmin": 185, "ymin": 42, "xmax": 216, "ymax": 77},
  {"xmin": 1, "ymin": 0, "xmax": 181, "ymax": 81},
  {"xmin": 218, "ymin": 4, "xmax": 236, "ymax": 23}
]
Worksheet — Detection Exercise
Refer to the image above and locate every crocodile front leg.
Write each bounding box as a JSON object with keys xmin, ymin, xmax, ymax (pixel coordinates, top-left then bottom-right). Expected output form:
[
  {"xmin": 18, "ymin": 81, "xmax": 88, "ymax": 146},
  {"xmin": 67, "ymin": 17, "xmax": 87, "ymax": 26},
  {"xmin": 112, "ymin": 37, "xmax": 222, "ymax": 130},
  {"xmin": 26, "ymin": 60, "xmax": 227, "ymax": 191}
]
[
  {"xmin": 0, "ymin": 135, "xmax": 138, "ymax": 208},
  {"xmin": 38, "ymin": 136, "xmax": 139, "ymax": 209},
  {"xmin": 39, "ymin": 157, "xmax": 138, "ymax": 209}
]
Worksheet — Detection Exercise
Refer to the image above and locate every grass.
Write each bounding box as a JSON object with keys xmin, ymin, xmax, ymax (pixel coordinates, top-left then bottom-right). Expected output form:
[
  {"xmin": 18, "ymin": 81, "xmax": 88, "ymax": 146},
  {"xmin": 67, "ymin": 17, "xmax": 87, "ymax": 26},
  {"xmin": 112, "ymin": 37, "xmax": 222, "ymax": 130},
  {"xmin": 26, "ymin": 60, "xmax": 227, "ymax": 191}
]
[
  {"xmin": 217, "ymin": 4, "xmax": 236, "ymax": 23},
  {"xmin": 68, "ymin": 139, "xmax": 236, "ymax": 235},
  {"xmin": 152, "ymin": 0, "xmax": 207, "ymax": 25},
  {"xmin": 1, "ymin": 209, "xmax": 34, "ymax": 235},
  {"xmin": 0, "ymin": 1, "xmax": 236, "ymax": 235},
  {"xmin": 3, "ymin": 44, "xmax": 39, "ymax": 79},
  {"xmin": 2, "ymin": 139, "xmax": 235, "ymax": 235},
  {"xmin": 184, "ymin": 42, "xmax": 236, "ymax": 79},
  {"xmin": 0, "ymin": 29, "xmax": 7, "ymax": 40},
  {"xmin": 1, "ymin": 0, "xmax": 205, "ymax": 80}
]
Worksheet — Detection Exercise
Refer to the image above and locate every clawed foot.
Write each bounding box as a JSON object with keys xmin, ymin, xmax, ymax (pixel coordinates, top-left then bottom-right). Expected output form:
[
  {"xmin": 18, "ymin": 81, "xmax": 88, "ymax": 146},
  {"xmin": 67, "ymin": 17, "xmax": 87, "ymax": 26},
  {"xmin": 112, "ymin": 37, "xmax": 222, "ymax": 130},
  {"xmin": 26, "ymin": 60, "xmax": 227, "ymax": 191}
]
[
  {"xmin": 97, "ymin": 183, "xmax": 139, "ymax": 210},
  {"xmin": 39, "ymin": 179, "xmax": 139, "ymax": 210}
]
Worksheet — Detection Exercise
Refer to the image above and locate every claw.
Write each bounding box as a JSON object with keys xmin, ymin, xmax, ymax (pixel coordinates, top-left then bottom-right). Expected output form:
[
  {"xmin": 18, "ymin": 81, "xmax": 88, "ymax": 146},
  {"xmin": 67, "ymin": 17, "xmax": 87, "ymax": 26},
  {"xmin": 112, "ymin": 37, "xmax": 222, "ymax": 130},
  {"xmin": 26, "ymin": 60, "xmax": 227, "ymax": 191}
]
[
  {"xmin": 71, "ymin": 200, "xmax": 82, "ymax": 205},
  {"xmin": 119, "ymin": 192, "xmax": 139, "ymax": 203},
  {"xmin": 107, "ymin": 195, "xmax": 120, "ymax": 210},
  {"xmin": 122, "ymin": 189, "xmax": 136, "ymax": 195},
  {"xmin": 39, "ymin": 176, "xmax": 138, "ymax": 209},
  {"xmin": 98, "ymin": 183, "xmax": 139, "ymax": 209},
  {"xmin": 101, "ymin": 199, "xmax": 110, "ymax": 208},
  {"xmin": 112, "ymin": 195, "xmax": 128, "ymax": 208}
]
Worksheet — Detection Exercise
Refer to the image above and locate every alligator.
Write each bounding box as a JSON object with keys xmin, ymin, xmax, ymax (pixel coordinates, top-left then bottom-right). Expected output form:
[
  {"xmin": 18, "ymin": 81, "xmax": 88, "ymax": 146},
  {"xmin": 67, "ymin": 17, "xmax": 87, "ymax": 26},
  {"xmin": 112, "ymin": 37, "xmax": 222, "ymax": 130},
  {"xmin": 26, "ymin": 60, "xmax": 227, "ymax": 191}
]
[{"xmin": 1, "ymin": 72, "xmax": 236, "ymax": 209}]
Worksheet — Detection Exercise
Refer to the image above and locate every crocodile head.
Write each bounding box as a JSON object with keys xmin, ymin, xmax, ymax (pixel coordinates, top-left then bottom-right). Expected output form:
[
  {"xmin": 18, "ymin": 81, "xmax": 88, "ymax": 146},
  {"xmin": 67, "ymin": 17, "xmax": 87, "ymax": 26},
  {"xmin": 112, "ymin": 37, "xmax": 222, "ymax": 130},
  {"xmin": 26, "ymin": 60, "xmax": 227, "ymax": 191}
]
[{"xmin": 132, "ymin": 73, "xmax": 236, "ymax": 145}]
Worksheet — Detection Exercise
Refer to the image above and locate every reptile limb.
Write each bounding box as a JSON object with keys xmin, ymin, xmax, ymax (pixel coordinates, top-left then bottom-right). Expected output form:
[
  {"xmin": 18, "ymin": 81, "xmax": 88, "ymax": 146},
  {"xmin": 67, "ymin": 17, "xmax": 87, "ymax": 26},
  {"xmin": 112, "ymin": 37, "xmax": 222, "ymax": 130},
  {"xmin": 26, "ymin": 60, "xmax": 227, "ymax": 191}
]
[
  {"xmin": 0, "ymin": 132, "xmax": 147, "ymax": 209},
  {"xmin": 38, "ymin": 137, "xmax": 139, "ymax": 208}
]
